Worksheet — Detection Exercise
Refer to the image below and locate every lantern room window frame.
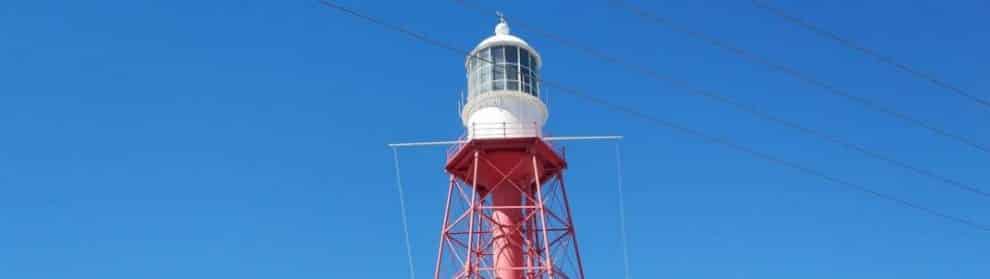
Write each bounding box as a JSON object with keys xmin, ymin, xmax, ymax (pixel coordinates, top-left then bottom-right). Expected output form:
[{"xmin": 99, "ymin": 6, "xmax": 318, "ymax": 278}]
[{"xmin": 468, "ymin": 45, "xmax": 540, "ymax": 98}]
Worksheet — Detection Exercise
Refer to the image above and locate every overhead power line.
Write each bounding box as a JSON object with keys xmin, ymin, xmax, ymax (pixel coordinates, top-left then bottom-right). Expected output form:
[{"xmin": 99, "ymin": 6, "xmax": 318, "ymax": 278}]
[
  {"xmin": 751, "ymin": 0, "xmax": 990, "ymax": 109},
  {"xmin": 609, "ymin": 0, "xmax": 990, "ymax": 154},
  {"xmin": 317, "ymin": 0, "xmax": 990, "ymax": 231},
  {"xmin": 449, "ymin": 0, "xmax": 990, "ymax": 199}
]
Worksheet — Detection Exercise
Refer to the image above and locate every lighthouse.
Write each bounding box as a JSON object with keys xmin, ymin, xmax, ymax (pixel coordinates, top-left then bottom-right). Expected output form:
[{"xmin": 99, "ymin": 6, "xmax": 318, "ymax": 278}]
[{"xmin": 435, "ymin": 15, "xmax": 586, "ymax": 279}]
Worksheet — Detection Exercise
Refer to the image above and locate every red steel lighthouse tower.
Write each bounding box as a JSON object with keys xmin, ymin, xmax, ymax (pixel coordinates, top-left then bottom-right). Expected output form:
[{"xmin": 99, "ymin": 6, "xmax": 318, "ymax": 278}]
[{"xmin": 434, "ymin": 16, "xmax": 586, "ymax": 279}]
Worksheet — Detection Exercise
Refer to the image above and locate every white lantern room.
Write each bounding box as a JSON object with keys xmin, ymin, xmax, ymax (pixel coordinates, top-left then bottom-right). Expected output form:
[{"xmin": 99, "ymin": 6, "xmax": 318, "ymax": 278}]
[{"xmin": 461, "ymin": 16, "xmax": 548, "ymax": 139}]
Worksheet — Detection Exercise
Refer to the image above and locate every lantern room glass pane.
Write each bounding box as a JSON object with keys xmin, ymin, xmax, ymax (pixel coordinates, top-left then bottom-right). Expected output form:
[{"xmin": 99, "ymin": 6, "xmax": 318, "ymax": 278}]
[
  {"xmin": 492, "ymin": 46, "xmax": 504, "ymax": 63},
  {"xmin": 528, "ymin": 50, "xmax": 538, "ymax": 69},
  {"xmin": 530, "ymin": 67, "xmax": 539, "ymax": 96},
  {"xmin": 520, "ymin": 50, "xmax": 530, "ymax": 68},
  {"xmin": 474, "ymin": 49, "xmax": 487, "ymax": 68},
  {"xmin": 506, "ymin": 46, "xmax": 518, "ymax": 63},
  {"xmin": 493, "ymin": 64, "xmax": 505, "ymax": 81},
  {"xmin": 482, "ymin": 65, "xmax": 491, "ymax": 78}
]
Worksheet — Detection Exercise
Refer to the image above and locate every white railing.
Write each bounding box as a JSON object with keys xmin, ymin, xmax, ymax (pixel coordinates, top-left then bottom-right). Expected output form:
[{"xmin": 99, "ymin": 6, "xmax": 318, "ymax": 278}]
[
  {"xmin": 468, "ymin": 122, "xmax": 541, "ymax": 139},
  {"xmin": 445, "ymin": 122, "xmax": 563, "ymax": 161},
  {"xmin": 445, "ymin": 133, "xmax": 468, "ymax": 160}
]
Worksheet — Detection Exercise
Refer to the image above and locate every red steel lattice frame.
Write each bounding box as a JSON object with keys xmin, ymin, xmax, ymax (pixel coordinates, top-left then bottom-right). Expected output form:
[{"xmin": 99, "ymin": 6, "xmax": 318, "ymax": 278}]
[{"xmin": 434, "ymin": 138, "xmax": 585, "ymax": 279}]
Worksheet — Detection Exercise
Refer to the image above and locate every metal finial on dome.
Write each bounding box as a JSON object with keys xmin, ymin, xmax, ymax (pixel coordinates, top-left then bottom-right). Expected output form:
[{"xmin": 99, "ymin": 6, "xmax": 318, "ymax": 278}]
[{"xmin": 494, "ymin": 11, "xmax": 510, "ymax": 35}]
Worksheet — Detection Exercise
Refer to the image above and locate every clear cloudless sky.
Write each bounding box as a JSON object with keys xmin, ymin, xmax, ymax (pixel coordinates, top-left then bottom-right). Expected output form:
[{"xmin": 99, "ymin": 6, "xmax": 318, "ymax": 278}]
[{"xmin": 1, "ymin": 0, "xmax": 988, "ymax": 278}]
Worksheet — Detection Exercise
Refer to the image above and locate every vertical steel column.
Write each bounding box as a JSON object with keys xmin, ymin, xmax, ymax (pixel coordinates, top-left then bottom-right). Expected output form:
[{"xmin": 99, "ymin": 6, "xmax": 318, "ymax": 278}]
[
  {"xmin": 556, "ymin": 173, "xmax": 586, "ymax": 279},
  {"xmin": 434, "ymin": 175, "xmax": 456, "ymax": 279},
  {"xmin": 464, "ymin": 151, "xmax": 480, "ymax": 277},
  {"xmin": 532, "ymin": 155, "xmax": 555, "ymax": 278}
]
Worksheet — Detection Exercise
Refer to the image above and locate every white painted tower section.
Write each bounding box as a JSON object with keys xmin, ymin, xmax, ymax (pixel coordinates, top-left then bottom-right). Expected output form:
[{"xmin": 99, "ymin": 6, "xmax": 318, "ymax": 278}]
[{"xmin": 462, "ymin": 17, "xmax": 547, "ymax": 139}]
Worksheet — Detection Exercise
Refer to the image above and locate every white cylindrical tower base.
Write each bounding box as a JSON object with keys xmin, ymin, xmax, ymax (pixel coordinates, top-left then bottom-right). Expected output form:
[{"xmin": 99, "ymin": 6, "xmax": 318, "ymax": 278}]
[{"xmin": 462, "ymin": 91, "xmax": 547, "ymax": 139}]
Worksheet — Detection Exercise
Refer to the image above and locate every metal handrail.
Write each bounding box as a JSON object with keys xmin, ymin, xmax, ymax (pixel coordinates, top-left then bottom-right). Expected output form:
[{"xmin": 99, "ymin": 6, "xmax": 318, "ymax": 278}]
[
  {"xmin": 445, "ymin": 133, "xmax": 468, "ymax": 160},
  {"xmin": 445, "ymin": 122, "xmax": 547, "ymax": 160}
]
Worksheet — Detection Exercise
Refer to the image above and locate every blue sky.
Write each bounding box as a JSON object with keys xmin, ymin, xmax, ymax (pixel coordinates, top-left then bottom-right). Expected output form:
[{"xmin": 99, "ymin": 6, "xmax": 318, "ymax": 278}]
[{"xmin": 1, "ymin": 0, "xmax": 988, "ymax": 278}]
